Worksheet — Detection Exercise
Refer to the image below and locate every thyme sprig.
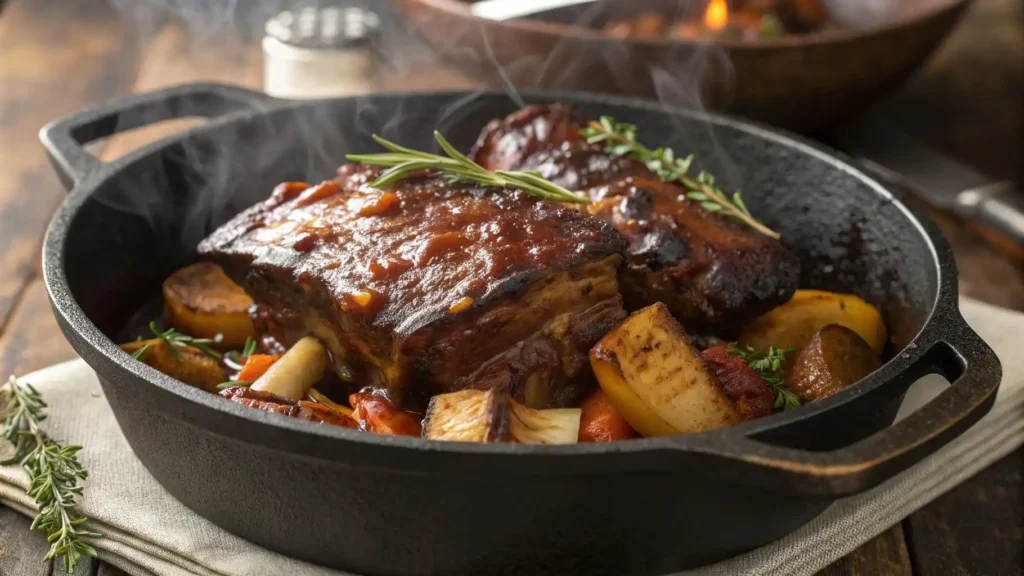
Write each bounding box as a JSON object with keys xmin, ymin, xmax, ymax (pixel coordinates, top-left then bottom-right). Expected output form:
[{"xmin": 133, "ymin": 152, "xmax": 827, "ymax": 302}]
[
  {"xmin": 580, "ymin": 116, "xmax": 780, "ymax": 239},
  {"xmin": 145, "ymin": 321, "xmax": 221, "ymax": 362},
  {"xmin": 1, "ymin": 376, "xmax": 100, "ymax": 572},
  {"xmin": 728, "ymin": 345, "xmax": 801, "ymax": 410},
  {"xmin": 347, "ymin": 132, "xmax": 591, "ymax": 204}
]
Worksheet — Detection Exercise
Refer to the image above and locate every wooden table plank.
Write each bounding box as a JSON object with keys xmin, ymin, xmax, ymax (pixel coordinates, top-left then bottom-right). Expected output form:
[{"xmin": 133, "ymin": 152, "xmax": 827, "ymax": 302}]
[
  {"xmin": 0, "ymin": 0, "xmax": 141, "ymax": 334},
  {"xmin": 0, "ymin": 505, "xmax": 51, "ymax": 576},
  {"xmin": 818, "ymin": 525, "xmax": 913, "ymax": 576},
  {"xmin": 0, "ymin": 279, "xmax": 77, "ymax": 379},
  {"xmin": 905, "ymin": 448, "xmax": 1024, "ymax": 576}
]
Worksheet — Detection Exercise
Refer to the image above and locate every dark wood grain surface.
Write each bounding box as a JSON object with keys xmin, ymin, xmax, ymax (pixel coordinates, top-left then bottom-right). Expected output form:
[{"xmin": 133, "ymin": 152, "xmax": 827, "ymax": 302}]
[{"xmin": 0, "ymin": 0, "xmax": 1019, "ymax": 575}]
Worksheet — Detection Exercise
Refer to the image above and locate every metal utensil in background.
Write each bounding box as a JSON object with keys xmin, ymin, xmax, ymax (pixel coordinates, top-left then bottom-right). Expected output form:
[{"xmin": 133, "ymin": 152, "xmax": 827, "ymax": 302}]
[
  {"xmin": 470, "ymin": 0, "xmax": 597, "ymax": 21},
  {"xmin": 839, "ymin": 113, "xmax": 1024, "ymax": 262}
]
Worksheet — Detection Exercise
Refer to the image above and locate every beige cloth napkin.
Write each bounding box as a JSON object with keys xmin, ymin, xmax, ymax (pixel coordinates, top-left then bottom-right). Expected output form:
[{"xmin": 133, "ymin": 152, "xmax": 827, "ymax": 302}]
[{"xmin": 1, "ymin": 297, "xmax": 1022, "ymax": 576}]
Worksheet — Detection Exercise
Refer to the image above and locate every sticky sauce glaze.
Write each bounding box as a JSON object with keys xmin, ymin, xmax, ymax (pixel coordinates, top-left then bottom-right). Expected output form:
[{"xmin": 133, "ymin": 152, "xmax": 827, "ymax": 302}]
[{"xmin": 199, "ymin": 164, "xmax": 626, "ymax": 336}]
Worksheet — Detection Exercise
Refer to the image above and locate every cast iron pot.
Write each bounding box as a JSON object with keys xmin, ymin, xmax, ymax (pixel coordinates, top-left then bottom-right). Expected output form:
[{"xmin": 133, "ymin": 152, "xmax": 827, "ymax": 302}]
[{"xmin": 40, "ymin": 84, "xmax": 1000, "ymax": 576}]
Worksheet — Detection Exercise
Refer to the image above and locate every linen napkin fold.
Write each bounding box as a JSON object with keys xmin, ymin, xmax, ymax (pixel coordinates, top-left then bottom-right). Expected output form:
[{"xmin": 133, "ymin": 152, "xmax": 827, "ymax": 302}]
[{"xmin": 1, "ymin": 297, "xmax": 1022, "ymax": 576}]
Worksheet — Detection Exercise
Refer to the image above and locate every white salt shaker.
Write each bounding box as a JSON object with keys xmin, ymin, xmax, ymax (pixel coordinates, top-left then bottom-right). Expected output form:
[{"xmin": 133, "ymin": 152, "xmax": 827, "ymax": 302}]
[{"xmin": 263, "ymin": 5, "xmax": 380, "ymax": 99}]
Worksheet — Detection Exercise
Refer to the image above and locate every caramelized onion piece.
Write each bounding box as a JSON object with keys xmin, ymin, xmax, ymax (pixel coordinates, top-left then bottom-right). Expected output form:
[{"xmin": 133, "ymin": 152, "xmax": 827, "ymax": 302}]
[{"xmin": 423, "ymin": 389, "xmax": 581, "ymax": 444}]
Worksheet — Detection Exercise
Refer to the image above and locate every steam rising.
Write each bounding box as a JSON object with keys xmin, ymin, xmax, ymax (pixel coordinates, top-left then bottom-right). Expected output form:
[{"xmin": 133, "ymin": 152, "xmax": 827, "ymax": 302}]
[{"xmin": 92, "ymin": 0, "xmax": 744, "ymax": 262}]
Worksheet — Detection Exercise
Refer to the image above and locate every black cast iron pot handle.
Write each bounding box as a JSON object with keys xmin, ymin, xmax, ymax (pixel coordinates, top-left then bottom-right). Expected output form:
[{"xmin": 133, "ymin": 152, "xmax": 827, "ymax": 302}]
[
  {"xmin": 40, "ymin": 83, "xmax": 279, "ymax": 190},
  {"xmin": 671, "ymin": 308, "xmax": 1002, "ymax": 496}
]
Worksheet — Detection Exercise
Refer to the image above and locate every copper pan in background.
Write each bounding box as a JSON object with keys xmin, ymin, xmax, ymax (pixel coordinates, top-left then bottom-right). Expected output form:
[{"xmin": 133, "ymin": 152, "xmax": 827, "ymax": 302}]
[{"xmin": 391, "ymin": 0, "xmax": 970, "ymax": 133}]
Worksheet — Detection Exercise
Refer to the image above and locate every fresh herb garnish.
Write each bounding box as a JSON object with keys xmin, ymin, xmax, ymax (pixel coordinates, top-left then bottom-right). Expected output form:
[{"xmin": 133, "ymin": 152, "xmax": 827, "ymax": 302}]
[
  {"xmin": 224, "ymin": 337, "xmax": 257, "ymax": 367},
  {"xmin": 147, "ymin": 321, "xmax": 221, "ymax": 362},
  {"xmin": 580, "ymin": 116, "xmax": 780, "ymax": 239},
  {"xmin": 728, "ymin": 345, "xmax": 801, "ymax": 410},
  {"xmin": 1, "ymin": 376, "xmax": 100, "ymax": 572},
  {"xmin": 131, "ymin": 341, "xmax": 153, "ymax": 361},
  {"xmin": 214, "ymin": 381, "xmax": 253, "ymax": 392},
  {"xmin": 347, "ymin": 132, "xmax": 590, "ymax": 204}
]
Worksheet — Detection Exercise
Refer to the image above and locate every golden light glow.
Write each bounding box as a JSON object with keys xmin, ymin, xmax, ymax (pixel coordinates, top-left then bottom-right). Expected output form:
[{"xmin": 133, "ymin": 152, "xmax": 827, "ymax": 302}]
[{"xmin": 704, "ymin": 0, "xmax": 729, "ymax": 31}]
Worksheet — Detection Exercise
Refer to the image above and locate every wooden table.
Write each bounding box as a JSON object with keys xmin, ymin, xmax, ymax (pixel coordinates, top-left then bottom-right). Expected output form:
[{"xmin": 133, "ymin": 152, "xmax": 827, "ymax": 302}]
[{"xmin": 0, "ymin": 0, "xmax": 1020, "ymax": 574}]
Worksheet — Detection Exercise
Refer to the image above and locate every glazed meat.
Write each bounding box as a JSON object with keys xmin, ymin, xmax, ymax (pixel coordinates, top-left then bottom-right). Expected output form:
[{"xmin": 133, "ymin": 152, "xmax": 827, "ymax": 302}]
[
  {"xmin": 472, "ymin": 105, "xmax": 799, "ymax": 337},
  {"xmin": 199, "ymin": 165, "xmax": 627, "ymax": 411}
]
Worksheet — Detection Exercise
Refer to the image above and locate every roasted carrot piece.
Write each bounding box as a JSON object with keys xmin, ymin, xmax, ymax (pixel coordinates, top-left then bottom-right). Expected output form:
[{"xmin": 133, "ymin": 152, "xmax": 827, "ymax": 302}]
[
  {"xmin": 237, "ymin": 354, "xmax": 280, "ymax": 382},
  {"xmin": 350, "ymin": 393, "xmax": 422, "ymax": 437},
  {"xmin": 578, "ymin": 389, "xmax": 637, "ymax": 442}
]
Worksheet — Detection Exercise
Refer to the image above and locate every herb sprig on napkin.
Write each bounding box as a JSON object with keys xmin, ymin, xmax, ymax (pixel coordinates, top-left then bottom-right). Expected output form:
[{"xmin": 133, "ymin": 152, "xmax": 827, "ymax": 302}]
[{"xmin": 1, "ymin": 375, "xmax": 99, "ymax": 572}]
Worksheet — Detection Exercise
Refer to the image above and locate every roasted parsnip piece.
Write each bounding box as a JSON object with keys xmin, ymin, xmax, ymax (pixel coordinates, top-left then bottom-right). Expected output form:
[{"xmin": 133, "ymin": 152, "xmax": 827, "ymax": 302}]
[
  {"xmin": 251, "ymin": 336, "xmax": 328, "ymax": 400},
  {"xmin": 121, "ymin": 339, "xmax": 224, "ymax": 392},
  {"xmin": 163, "ymin": 262, "xmax": 254, "ymax": 348},
  {"xmin": 786, "ymin": 325, "xmax": 882, "ymax": 402},
  {"xmin": 589, "ymin": 303, "xmax": 741, "ymax": 437},
  {"xmin": 423, "ymin": 389, "xmax": 581, "ymax": 444},
  {"xmin": 424, "ymin": 389, "xmax": 509, "ymax": 442},
  {"xmin": 739, "ymin": 289, "xmax": 887, "ymax": 355}
]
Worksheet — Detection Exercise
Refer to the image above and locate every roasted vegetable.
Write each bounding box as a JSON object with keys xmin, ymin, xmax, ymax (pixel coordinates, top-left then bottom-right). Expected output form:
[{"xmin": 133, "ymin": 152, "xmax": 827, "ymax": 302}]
[
  {"xmin": 350, "ymin": 393, "xmax": 422, "ymax": 437},
  {"xmin": 578, "ymin": 389, "xmax": 637, "ymax": 442},
  {"xmin": 423, "ymin": 389, "xmax": 508, "ymax": 442},
  {"xmin": 508, "ymin": 402, "xmax": 581, "ymax": 444},
  {"xmin": 163, "ymin": 262, "xmax": 254, "ymax": 348},
  {"xmin": 221, "ymin": 386, "xmax": 357, "ymax": 427},
  {"xmin": 701, "ymin": 346, "xmax": 775, "ymax": 420},
  {"xmin": 739, "ymin": 289, "xmax": 887, "ymax": 355},
  {"xmin": 589, "ymin": 303, "xmax": 741, "ymax": 437},
  {"xmin": 307, "ymin": 388, "xmax": 354, "ymax": 417},
  {"xmin": 121, "ymin": 339, "xmax": 224, "ymax": 391},
  {"xmin": 423, "ymin": 389, "xmax": 581, "ymax": 444},
  {"xmin": 786, "ymin": 325, "xmax": 882, "ymax": 402},
  {"xmin": 251, "ymin": 336, "xmax": 328, "ymax": 400},
  {"xmin": 237, "ymin": 354, "xmax": 279, "ymax": 383}
]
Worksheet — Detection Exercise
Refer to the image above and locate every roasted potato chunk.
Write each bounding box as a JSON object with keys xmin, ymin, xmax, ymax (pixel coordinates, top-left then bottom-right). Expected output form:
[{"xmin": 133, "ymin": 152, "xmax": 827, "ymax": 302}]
[
  {"xmin": 739, "ymin": 289, "xmax": 887, "ymax": 355},
  {"xmin": 589, "ymin": 303, "xmax": 741, "ymax": 437},
  {"xmin": 163, "ymin": 262, "xmax": 255, "ymax": 348},
  {"xmin": 423, "ymin": 389, "xmax": 508, "ymax": 442},
  {"xmin": 121, "ymin": 339, "xmax": 225, "ymax": 392},
  {"xmin": 786, "ymin": 325, "xmax": 882, "ymax": 402}
]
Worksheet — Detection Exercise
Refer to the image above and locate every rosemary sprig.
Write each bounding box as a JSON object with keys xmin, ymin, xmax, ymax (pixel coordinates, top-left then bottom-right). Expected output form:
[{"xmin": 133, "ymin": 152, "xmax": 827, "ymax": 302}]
[
  {"xmin": 224, "ymin": 337, "xmax": 256, "ymax": 368},
  {"xmin": 728, "ymin": 345, "xmax": 801, "ymax": 410},
  {"xmin": 147, "ymin": 321, "xmax": 221, "ymax": 362},
  {"xmin": 347, "ymin": 132, "xmax": 591, "ymax": 204},
  {"xmin": 1, "ymin": 376, "xmax": 100, "ymax": 572},
  {"xmin": 580, "ymin": 116, "xmax": 780, "ymax": 239},
  {"xmin": 214, "ymin": 381, "xmax": 253, "ymax": 392}
]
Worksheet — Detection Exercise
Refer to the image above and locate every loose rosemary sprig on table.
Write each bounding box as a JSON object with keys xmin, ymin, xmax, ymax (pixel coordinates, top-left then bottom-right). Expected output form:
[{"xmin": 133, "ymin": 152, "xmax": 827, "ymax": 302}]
[
  {"xmin": 1, "ymin": 376, "xmax": 100, "ymax": 572},
  {"xmin": 728, "ymin": 345, "xmax": 801, "ymax": 410},
  {"xmin": 347, "ymin": 132, "xmax": 591, "ymax": 204},
  {"xmin": 580, "ymin": 116, "xmax": 781, "ymax": 239}
]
